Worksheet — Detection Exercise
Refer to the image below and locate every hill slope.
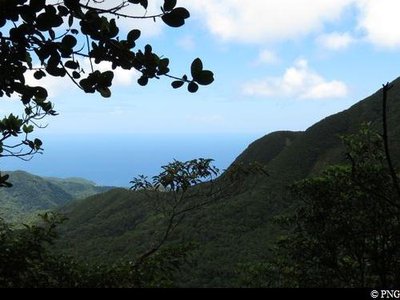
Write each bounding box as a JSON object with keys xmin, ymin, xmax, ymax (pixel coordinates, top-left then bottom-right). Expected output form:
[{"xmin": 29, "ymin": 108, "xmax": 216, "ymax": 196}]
[
  {"xmin": 0, "ymin": 171, "xmax": 114, "ymax": 223},
  {"xmin": 55, "ymin": 78, "xmax": 400, "ymax": 287}
]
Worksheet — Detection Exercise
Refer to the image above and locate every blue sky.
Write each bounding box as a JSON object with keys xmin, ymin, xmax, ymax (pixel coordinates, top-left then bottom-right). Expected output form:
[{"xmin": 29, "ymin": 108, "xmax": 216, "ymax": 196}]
[
  {"xmin": 3, "ymin": 0, "xmax": 400, "ymax": 184},
  {"xmin": 3, "ymin": 0, "xmax": 400, "ymax": 136}
]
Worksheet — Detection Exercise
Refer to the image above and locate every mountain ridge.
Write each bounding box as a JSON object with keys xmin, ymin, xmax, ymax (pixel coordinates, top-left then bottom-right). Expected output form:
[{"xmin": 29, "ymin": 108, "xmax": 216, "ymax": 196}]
[
  {"xmin": 54, "ymin": 78, "xmax": 400, "ymax": 286},
  {"xmin": 3, "ymin": 77, "xmax": 400, "ymax": 286},
  {"xmin": 0, "ymin": 170, "xmax": 115, "ymax": 223}
]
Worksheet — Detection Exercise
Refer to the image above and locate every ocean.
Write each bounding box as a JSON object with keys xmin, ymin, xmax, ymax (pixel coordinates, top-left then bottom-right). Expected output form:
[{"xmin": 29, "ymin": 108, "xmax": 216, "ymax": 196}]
[{"xmin": 0, "ymin": 133, "xmax": 260, "ymax": 187}]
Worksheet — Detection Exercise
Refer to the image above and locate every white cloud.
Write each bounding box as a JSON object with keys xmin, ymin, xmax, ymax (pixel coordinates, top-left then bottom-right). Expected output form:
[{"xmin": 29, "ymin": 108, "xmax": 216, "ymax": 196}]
[
  {"xmin": 356, "ymin": 0, "xmax": 400, "ymax": 48},
  {"xmin": 242, "ymin": 59, "xmax": 348, "ymax": 99},
  {"xmin": 317, "ymin": 32, "xmax": 355, "ymax": 50},
  {"xmin": 301, "ymin": 81, "xmax": 348, "ymax": 99},
  {"xmin": 94, "ymin": 61, "xmax": 140, "ymax": 86},
  {"xmin": 187, "ymin": 0, "xmax": 355, "ymax": 43},
  {"xmin": 256, "ymin": 49, "xmax": 279, "ymax": 65},
  {"xmin": 25, "ymin": 69, "xmax": 74, "ymax": 98}
]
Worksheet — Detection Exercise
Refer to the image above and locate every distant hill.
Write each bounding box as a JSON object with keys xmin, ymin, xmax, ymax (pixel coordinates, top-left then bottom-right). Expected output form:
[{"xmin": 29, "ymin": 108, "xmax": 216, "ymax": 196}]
[
  {"xmin": 0, "ymin": 171, "xmax": 114, "ymax": 223},
  {"xmin": 55, "ymin": 78, "xmax": 400, "ymax": 287},
  {"xmin": 44, "ymin": 176, "xmax": 113, "ymax": 200}
]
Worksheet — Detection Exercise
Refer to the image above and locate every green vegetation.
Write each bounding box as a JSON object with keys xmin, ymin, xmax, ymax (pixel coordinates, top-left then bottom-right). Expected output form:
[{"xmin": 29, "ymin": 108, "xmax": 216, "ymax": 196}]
[
  {"xmin": 0, "ymin": 212, "xmax": 192, "ymax": 288},
  {"xmin": 0, "ymin": 79, "xmax": 398, "ymax": 287},
  {"xmin": 0, "ymin": 158, "xmax": 225, "ymax": 287},
  {"xmin": 0, "ymin": 171, "xmax": 113, "ymax": 223},
  {"xmin": 1, "ymin": 0, "xmax": 400, "ymax": 289},
  {"xmin": 49, "ymin": 79, "xmax": 400, "ymax": 287},
  {"xmin": 238, "ymin": 124, "xmax": 400, "ymax": 287}
]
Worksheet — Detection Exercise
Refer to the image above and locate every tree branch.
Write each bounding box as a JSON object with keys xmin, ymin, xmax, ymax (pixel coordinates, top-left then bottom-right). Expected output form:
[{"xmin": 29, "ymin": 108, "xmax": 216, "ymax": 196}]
[{"xmin": 79, "ymin": 3, "xmax": 164, "ymax": 20}]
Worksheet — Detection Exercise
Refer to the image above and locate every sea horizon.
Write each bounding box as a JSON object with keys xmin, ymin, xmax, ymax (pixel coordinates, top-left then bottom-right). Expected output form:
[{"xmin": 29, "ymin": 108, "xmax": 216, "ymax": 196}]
[{"xmin": 0, "ymin": 133, "xmax": 262, "ymax": 187}]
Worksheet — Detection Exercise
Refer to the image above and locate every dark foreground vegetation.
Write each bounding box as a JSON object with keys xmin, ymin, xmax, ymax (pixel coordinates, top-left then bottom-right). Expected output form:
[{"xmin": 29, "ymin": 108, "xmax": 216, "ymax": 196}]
[{"xmin": 1, "ymin": 81, "xmax": 399, "ymax": 287}]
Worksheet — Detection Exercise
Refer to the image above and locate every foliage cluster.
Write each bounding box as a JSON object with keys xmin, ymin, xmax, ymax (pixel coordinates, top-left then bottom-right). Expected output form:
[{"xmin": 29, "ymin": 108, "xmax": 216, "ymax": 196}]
[
  {"xmin": 239, "ymin": 124, "xmax": 400, "ymax": 287},
  {"xmin": 0, "ymin": 211, "xmax": 192, "ymax": 288},
  {"xmin": 0, "ymin": 0, "xmax": 213, "ymax": 186}
]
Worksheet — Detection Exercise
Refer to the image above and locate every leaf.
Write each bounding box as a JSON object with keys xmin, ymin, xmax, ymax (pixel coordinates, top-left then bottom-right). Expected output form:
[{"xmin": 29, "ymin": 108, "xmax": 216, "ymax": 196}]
[
  {"xmin": 64, "ymin": 60, "xmax": 79, "ymax": 69},
  {"xmin": 80, "ymin": 79, "xmax": 95, "ymax": 93},
  {"xmin": 162, "ymin": 7, "xmax": 190, "ymax": 28},
  {"xmin": 159, "ymin": 58, "xmax": 169, "ymax": 69},
  {"xmin": 57, "ymin": 5, "xmax": 69, "ymax": 17},
  {"xmin": 163, "ymin": 0, "xmax": 177, "ymax": 11},
  {"xmin": 23, "ymin": 124, "xmax": 34, "ymax": 134},
  {"xmin": 72, "ymin": 71, "xmax": 81, "ymax": 79},
  {"xmin": 100, "ymin": 71, "xmax": 114, "ymax": 86},
  {"xmin": 141, "ymin": 0, "xmax": 148, "ymax": 9},
  {"xmin": 188, "ymin": 81, "xmax": 198, "ymax": 93},
  {"xmin": 62, "ymin": 35, "xmax": 77, "ymax": 49},
  {"xmin": 144, "ymin": 44, "xmax": 152, "ymax": 55},
  {"xmin": 0, "ymin": 173, "xmax": 12, "ymax": 188},
  {"xmin": 33, "ymin": 70, "xmax": 46, "ymax": 80},
  {"xmin": 49, "ymin": 29, "xmax": 56, "ymax": 40},
  {"xmin": 191, "ymin": 58, "xmax": 203, "ymax": 78},
  {"xmin": 138, "ymin": 76, "xmax": 148, "ymax": 86},
  {"xmin": 34, "ymin": 138, "xmax": 43, "ymax": 149},
  {"xmin": 127, "ymin": 29, "xmax": 141, "ymax": 43},
  {"xmin": 171, "ymin": 81, "xmax": 184, "ymax": 89},
  {"xmin": 172, "ymin": 7, "xmax": 190, "ymax": 19},
  {"xmin": 30, "ymin": 0, "xmax": 46, "ymax": 12},
  {"xmin": 64, "ymin": 0, "xmax": 80, "ymax": 10},
  {"xmin": 34, "ymin": 87, "xmax": 48, "ymax": 99},
  {"xmin": 20, "ymin": 5, "xmax": 36, "ymax": 23},
  {"xmin": 128, "ymin": 0, "xmax": 148, "ymax": 9},
  {"xmin": 68, "ymin": 14, "xmax": 74, "ymax": 27},
  {"xmin": 158, "ymin": 58, "xmax": 170, "ymax": 75},
  {"xmin": 195, "ymin": 70, "xmax": 214, "ymax": 86},
  {"xmin": 98, "ymin": 87, "xmax": 111, "ymax": 98}
]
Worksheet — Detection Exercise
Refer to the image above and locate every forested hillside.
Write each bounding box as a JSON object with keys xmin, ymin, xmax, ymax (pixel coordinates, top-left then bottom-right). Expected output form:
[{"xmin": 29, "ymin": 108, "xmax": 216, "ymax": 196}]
[
  {"xmin": 54, "ymin": 78, "xmax": 400, "ymax": 286},
  {"xmin": 0, "ymin": 171, "xmax": 113, "ymax": 223}
]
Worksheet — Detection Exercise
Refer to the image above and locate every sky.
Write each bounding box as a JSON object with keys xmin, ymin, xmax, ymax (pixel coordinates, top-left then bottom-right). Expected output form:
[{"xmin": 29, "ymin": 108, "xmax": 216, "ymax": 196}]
[
  {"xmin": 2, "ymin": 0, "xmax": 400, "ymax": 184},
  {"xmin": 2, "ymin": 0, "xmax": 400, "ymax": 136}
]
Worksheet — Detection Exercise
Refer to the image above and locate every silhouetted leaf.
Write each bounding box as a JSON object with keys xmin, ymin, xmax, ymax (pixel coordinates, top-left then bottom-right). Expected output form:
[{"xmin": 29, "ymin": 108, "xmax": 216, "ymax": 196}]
[
  {"xmin": 138, "ymin": 76, "xmax": 148, "ymax": 86},
  {"xmin": 62, "ymin": 35, "xmax": 77, "ymax": 49},
  {"xmin": 163, "ymin": 0, "xmax": 177, "ymax": 11},
  {"xmin": 162, "ymin": 8, "xmax": 190, "ymax": 28},
  {"xmin": 33, "ymin": 70, "xmax": 46, "ymax": 80},
  {"xmin": 65, "ymin": 60, "xmax": 79, "ymax": 70},
  {"xmin": 171, "ymin": 80, "xmax": 184, "ymax": 89},
  {"xmin": 191, "ymin": 58, "xmax": 203, "ymax": 78},
  {"xmin": 195, "ymin": 70, "xmax": 214, "ymax": 85},
  {"xmin": 129, "ymin": 0, "xmax": 148, "ymax": 9},
  {"xmin": 23, "ymin": 124, "xmax": 34, "ymax": 134},
  {"xmin": 72, "ymin": 71, "xmax": 81, "ymax": 79},
  {"xmin": 30, "ymin": 0, "xmax": 46, "ymax": 12},
  {"xmin": 188, "ymin": 81, "xmax": 198, "ymax": 93},
  {"xmin": 127, "ymin": 29, "xmax": 141, "ymax": 43},
  {"xmin": 98, "ymin": 87, "xmax": 111, "ymax": 98}
]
